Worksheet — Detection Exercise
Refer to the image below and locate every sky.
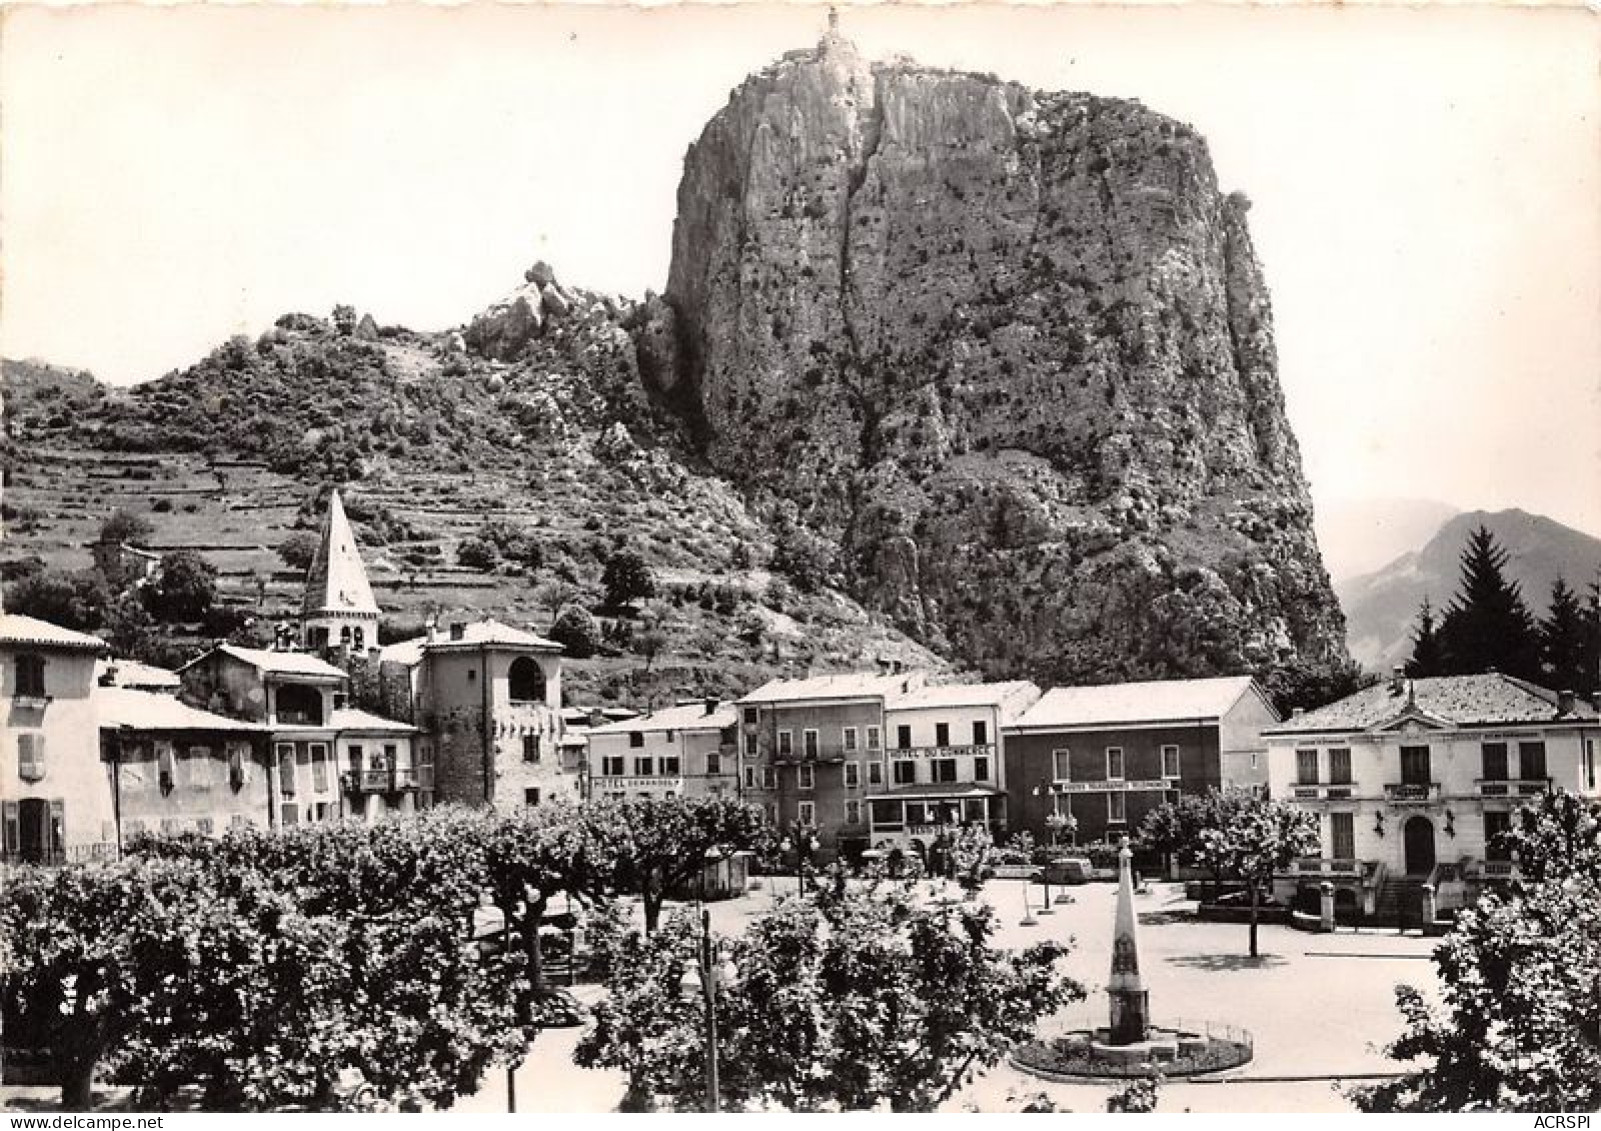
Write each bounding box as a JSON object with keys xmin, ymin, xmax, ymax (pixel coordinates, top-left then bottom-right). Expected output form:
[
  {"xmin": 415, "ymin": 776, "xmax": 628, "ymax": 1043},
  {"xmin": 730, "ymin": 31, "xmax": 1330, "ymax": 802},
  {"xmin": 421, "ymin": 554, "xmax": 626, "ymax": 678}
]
[{"xmin": 2, "ymin": 2, "xmax": 1597, "ymax": 538}]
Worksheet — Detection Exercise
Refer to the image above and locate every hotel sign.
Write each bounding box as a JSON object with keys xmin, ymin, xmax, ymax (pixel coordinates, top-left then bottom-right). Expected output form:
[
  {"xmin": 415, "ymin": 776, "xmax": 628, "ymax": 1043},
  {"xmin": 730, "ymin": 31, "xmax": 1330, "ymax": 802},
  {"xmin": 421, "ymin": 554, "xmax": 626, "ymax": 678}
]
[{"xmin": 1052, "ymin": 779, "xmax": 1172, "ymax": 794}]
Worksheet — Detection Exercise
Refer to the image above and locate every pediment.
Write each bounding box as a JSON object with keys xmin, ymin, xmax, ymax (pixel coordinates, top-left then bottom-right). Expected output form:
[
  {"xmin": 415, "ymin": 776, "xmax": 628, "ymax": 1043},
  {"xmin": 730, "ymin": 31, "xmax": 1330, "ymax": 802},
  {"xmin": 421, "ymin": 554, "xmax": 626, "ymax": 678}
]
[{"xmin": 1371, "ymin": 705, "xmax": 1454, "ymax": 735}]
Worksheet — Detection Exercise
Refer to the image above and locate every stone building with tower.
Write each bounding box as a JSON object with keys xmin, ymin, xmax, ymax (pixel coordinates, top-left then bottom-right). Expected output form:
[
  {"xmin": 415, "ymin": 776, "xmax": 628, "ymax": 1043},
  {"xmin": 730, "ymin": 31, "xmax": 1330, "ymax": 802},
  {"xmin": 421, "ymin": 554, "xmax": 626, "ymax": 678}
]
[{"xmin": 300, "ymin": 490, "xmax": 381, "ymax": 654}]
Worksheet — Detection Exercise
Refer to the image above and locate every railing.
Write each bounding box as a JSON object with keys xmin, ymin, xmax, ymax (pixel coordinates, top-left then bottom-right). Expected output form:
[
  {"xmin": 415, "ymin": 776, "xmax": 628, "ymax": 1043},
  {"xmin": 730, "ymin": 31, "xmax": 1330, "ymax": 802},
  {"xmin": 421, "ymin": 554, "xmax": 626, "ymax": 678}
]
[
  {"xmin": 1475, "ymin": 778, "xmax": 1550, "ymax": 798},
  {"xmin": 1, "ymin": 842, "xmax": 120, "ymax": 867},
  {"xmin": 1290, "ymin": 783, "xmax": 1356, "ymax": 801},
  {"xmin": 1468, "ymin": 859, "xmax": 1520, "ymax": 881},
  {"xmin": 1290, "ymin": 857, "xmax": 1362, "ymax": 877},
  {"xmin": 1384, "ymin": 782, "xmax": 1441, "ymax": 803},
  {"xmin": 343, "ymin": 767, "xmax": 431, "ymax": 794}
]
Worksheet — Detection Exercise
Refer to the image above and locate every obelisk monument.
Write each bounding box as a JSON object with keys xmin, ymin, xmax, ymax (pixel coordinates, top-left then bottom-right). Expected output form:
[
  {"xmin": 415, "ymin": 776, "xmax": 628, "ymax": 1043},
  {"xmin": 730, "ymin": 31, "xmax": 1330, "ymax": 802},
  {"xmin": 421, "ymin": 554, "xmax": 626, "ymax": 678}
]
[{"xmin": 1107, "ymin": 837, "xmax": 1149, "ymax": 1044}]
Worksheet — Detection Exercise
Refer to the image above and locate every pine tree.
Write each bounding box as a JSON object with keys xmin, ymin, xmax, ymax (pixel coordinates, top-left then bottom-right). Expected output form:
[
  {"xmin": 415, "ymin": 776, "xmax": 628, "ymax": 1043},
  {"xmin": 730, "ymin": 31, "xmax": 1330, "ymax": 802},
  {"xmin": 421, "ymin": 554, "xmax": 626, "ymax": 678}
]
[
  {"xmin": 1540, "ymin": 577, "xmax": 1590, "ymax": 695},
  {"xmin": 1406, "ymin": 597, "xmax": 1447, "ymax": 677},
  {"xmin": 1436, "ymin": 525, "xmax": 1541, "ymax": 680}
]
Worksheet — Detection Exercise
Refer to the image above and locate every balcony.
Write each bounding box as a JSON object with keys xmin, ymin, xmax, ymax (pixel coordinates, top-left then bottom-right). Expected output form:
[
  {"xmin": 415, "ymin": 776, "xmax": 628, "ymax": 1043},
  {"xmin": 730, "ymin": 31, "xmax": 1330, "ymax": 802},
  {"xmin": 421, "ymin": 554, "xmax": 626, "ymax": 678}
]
[
  {"xmin": 1466, "ymin": 858, "xmax": 1520, "ymax": 882},
  {"xmin": 1383, "ymin": 782, "xmax": 1441, "ymax": 805},
  {"xmin": 343, "ymin": 767, "xmax": 431, "ymax": 794},
  {"xmin": 1, "ymin": 842, "xmax": 119, "ymax": 868},
  {"xmin": 1289, "ymin": 857, "xmax": 1362, "ymax": 878},
  {"xmin": 1289, "ymin": 783, "xmax": 1357, "ymax": 801},
  {"xmin": 1475, "ymin": 779, "xmax": 1550, "ymax": 799}
]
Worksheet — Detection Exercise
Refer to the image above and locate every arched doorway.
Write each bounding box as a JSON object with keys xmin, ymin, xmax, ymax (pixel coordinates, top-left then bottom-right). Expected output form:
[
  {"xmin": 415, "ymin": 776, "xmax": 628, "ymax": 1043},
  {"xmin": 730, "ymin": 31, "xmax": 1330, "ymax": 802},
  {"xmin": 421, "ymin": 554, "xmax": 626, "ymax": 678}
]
[{"xmin": 1403, "ymin": 815, "xmax": 1436, "ymax": 875}]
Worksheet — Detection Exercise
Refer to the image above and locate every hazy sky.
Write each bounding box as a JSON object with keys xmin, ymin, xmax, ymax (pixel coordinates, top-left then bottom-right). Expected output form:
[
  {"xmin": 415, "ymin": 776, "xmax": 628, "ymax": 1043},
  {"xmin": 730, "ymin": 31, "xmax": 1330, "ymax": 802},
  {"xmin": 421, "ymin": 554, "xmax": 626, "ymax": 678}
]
[{"xmin": 2, "ymin": 3, "xmax": 1597, "ymax": 535}]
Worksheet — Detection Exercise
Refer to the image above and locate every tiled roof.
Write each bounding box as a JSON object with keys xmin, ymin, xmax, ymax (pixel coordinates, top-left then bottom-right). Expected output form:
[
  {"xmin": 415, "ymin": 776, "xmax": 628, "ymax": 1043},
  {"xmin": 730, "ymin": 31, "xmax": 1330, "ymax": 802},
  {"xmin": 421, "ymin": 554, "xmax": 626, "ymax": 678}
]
[
  {"xmin": 96, "ymin": 659, "xmax": 181, "ymax": 690},
  {"xmin": 588, "ymin": 701, "xmax": 736, "ymax": 736},
  {"xmin": 1265, "ymin": 674, "xmax": 1599, "ymax": 734},
  {"xmin": 0, "ymin": 613, "xmax": 106, "ymax": 652},
  {"xmin": 376, "ymin": 637, "xmax": 427, "ymax": 667},
  {"xmin": 888, "ymin": 680, "xmax": 1039, "ymax": 712},
  {"xmin": 180, "ymin": 644, "xmax": 348, "ymax": 680},
  {"xmin": 1011, "ymin": 676, "xmax": 1263, "ymax": 731},
  {"xmin": 301, "ymin": 490, "xmax": 380, "ymax": 619},
  {"xmin": 96, "ymin": 687, "xmax": 264, "ymax": 733},
  {"xmin": 418, "ymin": 619, "xmax": 562, "ymax": 654},
  {"xmin": 739, "ymin": 670, "xmax": 926, "ymax": 705},
  {"xmin": 329, "ymin": 707, "xmax": 417, "ymax": 734}
]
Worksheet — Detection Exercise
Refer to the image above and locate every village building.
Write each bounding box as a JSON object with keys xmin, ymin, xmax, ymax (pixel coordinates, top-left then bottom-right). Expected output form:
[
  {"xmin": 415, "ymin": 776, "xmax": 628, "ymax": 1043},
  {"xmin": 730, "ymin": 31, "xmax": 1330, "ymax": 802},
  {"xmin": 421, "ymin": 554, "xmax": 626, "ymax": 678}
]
[
  {"xmin": 96, "ymin": 686, "xmax": 271, "ymax": 841},
  {"xmin": 585, "ymin": 699, "xmax": 739, "ymax": 802},
  {"xmin": 380, "ymin": 619, "xmax": 569, "ymax": 810},
  {"xmin": 2, "ymin": 613, "xmax": 114, "ymax": 864},
  {"xmin": 870, "ymin": 681, "xmax": 1042, "ymax": 853},
  {"xmin": 1264, "ymin": 672, "xmax": 1600, "ymax": 924},
  {"xmin": 1004, "ymin": 676, "xmax": 1279, "ymax": 848},
  {"xmin": 736, "ymin": 667, "xmax": 928, "ymax": 862}
]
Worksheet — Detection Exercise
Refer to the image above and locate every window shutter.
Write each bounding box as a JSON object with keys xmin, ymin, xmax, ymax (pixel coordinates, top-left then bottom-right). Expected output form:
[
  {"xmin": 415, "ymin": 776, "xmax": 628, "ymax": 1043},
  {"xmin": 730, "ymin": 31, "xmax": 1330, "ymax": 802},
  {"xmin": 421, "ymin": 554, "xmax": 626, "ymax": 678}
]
[
  {"xmin": 157, "ymin": 742, "xmax": 176, "ymax": 790},
  {"xmin": 2, "ymin": 801, "xmax": 19, "ymax": 855},
  {"xmin": 17, "ymin": 734, "xmax": 44, "ymax": 782},
  {"xmin": 48, "ymin": 800, "xmax": 65, "ymax": 857}
]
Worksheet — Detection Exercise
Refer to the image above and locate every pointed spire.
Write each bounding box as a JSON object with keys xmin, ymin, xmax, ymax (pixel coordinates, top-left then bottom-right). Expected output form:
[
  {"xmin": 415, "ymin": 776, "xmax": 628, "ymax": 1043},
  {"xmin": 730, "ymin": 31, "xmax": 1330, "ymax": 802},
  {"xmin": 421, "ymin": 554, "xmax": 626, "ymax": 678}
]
[
  {"xmin": 301, "ymin": 489, "xmax": 379, "ymax": 620},
  {"xmin": 1106, "ymin": 837, "xmax": 1150, "ymax": 1044}
]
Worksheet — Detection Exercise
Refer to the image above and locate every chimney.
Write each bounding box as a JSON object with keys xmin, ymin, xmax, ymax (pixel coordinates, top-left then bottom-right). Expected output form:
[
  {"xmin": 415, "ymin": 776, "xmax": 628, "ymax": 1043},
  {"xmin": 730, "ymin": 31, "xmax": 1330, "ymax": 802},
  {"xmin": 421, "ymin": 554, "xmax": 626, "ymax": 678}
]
[
  {"xmin": 425, "ymin": 613, "xmax": 439, "ymax": 643},
  {"xmin": 704, "ymin": 697, "xmax": 718, "ymax": 716},
  {"xmin": 1291, "ymin": 707, "xmax": 1305, "ymax": 719},
  {"xmin": 333, "ymin": 692, "xmax": 348, "ymax": 711},
  {"xmin": 99, "ymin": 664, "xmax": 119, "ymax": 688},
  {"xmin": 876, "ymin": 656, "xmax": 891, "ymax": 675},
  {"xmin": 1558, "ymin": 689, "xmax": 1576, "ymax": 716},
  {"xmin": 1389, "ymin": 666, "xmax": 1407, "ymax": 696},
  {"xmin": 450, "ymin": 621, "xmax": 466, "ymax": 642}
]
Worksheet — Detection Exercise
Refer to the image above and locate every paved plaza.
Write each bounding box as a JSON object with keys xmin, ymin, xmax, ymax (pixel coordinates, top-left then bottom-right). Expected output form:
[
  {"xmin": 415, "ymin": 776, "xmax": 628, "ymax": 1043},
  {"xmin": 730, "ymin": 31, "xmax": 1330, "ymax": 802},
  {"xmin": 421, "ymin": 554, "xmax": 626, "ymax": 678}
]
[{"xmin": 453, "ymin": 877, "xmax": 1440, "ymax": 1113}]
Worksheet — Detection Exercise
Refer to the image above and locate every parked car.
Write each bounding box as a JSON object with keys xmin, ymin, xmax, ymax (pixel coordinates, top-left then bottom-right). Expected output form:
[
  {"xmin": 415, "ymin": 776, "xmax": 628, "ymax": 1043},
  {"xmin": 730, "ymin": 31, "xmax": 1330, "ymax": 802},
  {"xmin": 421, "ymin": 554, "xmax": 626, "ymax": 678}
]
[
  {"xmin": 1044, "ymin": 857, "xmax": 1096, "ymax": 885},
  {"xmin": 535, "ymin": 987, "xmax": 586, "ymax": 1029}
]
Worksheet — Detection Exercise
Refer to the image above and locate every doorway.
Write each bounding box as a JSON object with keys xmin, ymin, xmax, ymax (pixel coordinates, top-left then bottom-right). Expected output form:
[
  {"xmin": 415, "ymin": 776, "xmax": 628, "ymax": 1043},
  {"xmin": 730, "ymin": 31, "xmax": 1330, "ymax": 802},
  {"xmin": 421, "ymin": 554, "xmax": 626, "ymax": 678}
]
[{"xmin": 1403, "ymin": 815, "xmax": 1436, "ymax": 875}]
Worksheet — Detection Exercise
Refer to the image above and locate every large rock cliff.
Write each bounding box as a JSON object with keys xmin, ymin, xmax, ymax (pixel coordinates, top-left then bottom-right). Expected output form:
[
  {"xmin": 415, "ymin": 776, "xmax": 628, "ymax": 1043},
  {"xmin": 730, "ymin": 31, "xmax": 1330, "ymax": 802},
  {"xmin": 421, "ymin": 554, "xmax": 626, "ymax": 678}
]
[{"xmin": 655, "ymin": 30, "xmax": 1349, "ymax": 685}]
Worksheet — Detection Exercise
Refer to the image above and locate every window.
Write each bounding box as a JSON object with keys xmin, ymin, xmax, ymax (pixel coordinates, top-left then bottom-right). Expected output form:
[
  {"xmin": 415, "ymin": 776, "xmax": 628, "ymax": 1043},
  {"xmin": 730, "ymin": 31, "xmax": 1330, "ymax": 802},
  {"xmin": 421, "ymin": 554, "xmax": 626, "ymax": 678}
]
[
  {"xmin": 932, "ymin": 758, "xmax": 957, "ymax": 784},
  {"xmin": 892, "ymin": 760, "xmax": 917, "ymax": 785},
  {"xmin": 14, "ymin": 654, "xmax": 45, "ymax": 697},
  {"xmin": 744, "ymin": 708, "xmax": 759, "ymax": 726},
  {"xmin": 1400, "ymin": 745, "xmax": 1432, "ymax": 785},
  {"xmin": 280, "ymin": 802, "xmax": 300, "ymax": 827},
  {"xmin": 896, "ymin": 725, "xmax": 912, "ymax": 750},
  {"xmin": 524, "ymin": 788, "xmax": 542, "ymax": 807},
  {"xmin": 868, "ymin": 761, "xmax": 884, "ymax": 787},
  {"xmin": 228, "ymin": 743, "xmax": 249, "ymax": 790},
  {"xmin": 188, "ymin": 746, "xmax": 215, "ymax": 789},
  {"xmin": 275, "ymin": 684, "xmax": 323, "ymax": 726},
  {"xmin": 1586, "ymin": 740, "xmax": 1597, "ymax": 791},
  {"xmin": 843, "ymin": 727, "xmax": 859, "ymax": 752},
  {"xmin": 844, "ymin": 762, "xmax": 860, "ymax": 788},
  {"xmin": 1296, "ymin": 749, "xmax": 1319, "ymax": 785},
  {"xmin": 661, "ymin": 755, "xmax": 681, "ymax": 776},
  {"xmin": 777, "ymin": 731, "xmax": 794, "ymax": 757},
  {"xmin": 935, "ymin": 722, "xmax": 950, "ymax": 747},
  {"xmin": 866, "ymin": 726, "xmax": 882, "ymax": 751},
  {"xmin": 845, "ymin": 799, "xmax": 862, "ymax": 825},
  {"xmin": 1323, "ymin": 748, "xmax": 1351, "ymax": 785},
  {"xmin": 1105, "ymin": 747, "xmax": 1125, "ymax": 781},
  {"xmin": 803, "ymin": 730, "xmax": 819, "ymax": 759},
  {"xmin": 974, "ymin": 755, "xmax": 990, "ymax": 782},
  {"xmin": 798, "ymin": 764, "xmax": 815, "ymax": 790},
  {"xmin": 16, "ymin": 734, "xmax": 45, "ymax": 783},
  {"xmin": 629, "ymin": 731, "xmax": 645, "ymax": 749},
  {"xmin": 1160, "ymin": 745, "xmax": 1181, "ymax": 779},
  {"xmin": 743, "ymin": 765, "xmax": 757, "ymax": 789},
  {"xmin": 508, "ymin": 657, "xmax": 545, "ymax": 703},
  {"xmin": 634, "ymin": 756, "xmax": 655, "ymax": 777},
  {"xmin": 973, "ymin": 720, "xmax": 988, "ymax": 746},
  {"xmin": 352, "ymin": 627, "xmax": 365, "ymax": 651},
  {"xmin": 1052, "ymin": 749, "xmax": 1071, "ymax": 782},
  {"xmin": 761, "ymin": 766, "xmax": 777, "ymax": 790},
  {"xmin": 161, "ymin": 742, "xmax": 180, "ymax": 792},
  {"xmin": 1330, "ymin": 812, "xmax": 1355, "ymax": 860},
  {"xmin": 797, "ymin": 801, "xmax": 816, "ymax": 826},
  {"xmin": 310, "ymin": 744, "xmax": 329, "ymax": 792},
  {"xmin": 602, "ymin": 755, "xmax": 625, "ymax": 777},
  {"xmin": 1481, "ymin": 742, "xmax": 1508, "ymax": 781},
  {"xmin": 349, "ymin": 744, "xmax": 365, "ymax": 771},
  {"xmin": 1518, "ymin": 741, "xmax": 1547, "ymax": 781},
  {"xmin": 1484, "ymin": 810, "xmax": 1512, "ymax": 861},
  {"xmin": 195, "ymin": 817, "xmax": 214, "ymax": 836},
  {"xmin": 1107, "ymin": 792, "xmax": 1126, "ymax": 823},
  {"xmin": 763, "ymin": 803, "xmax": 778, "ymax": 826},
  {"xmin": 523, "ymin": 734, "xmax": 542, "ymax": 763},
  {"xmin": 706, "ymin": 752, "xmax": 722, "ymax": 776},
  {"xmin": 230, "ymin": 814, "xmax": 250, "ymax": 830}
]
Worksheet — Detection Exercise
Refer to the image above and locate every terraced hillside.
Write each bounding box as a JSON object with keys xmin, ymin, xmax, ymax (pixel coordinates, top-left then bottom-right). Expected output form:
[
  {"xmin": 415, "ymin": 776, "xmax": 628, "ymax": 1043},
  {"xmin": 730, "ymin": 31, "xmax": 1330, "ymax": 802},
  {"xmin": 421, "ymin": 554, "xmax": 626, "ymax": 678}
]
[{"xmin": 1, "ymin": 286, "xmax": 944, "ymax": 707}]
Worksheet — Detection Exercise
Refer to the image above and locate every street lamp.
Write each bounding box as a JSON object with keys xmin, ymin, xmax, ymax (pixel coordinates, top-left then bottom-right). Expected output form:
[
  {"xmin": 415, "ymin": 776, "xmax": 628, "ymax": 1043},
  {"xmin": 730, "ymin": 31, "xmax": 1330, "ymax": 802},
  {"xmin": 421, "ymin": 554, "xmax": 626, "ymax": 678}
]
[
  {"xmin": 469, "ymin": 890, "xmax": 524, "ymax": 1113},
  {"xmin": 680, "ymin": 906, "xmax": 739, "ymax": 1113}
]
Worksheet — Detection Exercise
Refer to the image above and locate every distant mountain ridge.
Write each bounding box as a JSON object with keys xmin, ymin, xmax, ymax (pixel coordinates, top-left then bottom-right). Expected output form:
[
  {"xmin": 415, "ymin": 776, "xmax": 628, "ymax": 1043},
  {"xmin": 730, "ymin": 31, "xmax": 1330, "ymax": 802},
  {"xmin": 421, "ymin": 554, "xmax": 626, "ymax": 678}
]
[
  {"xmin": 1337, "ymin": 508, "xmax": 1601, "ymax": 672},
  {"xmin": 1314, "ymin": 496, "xmax": 1461, "ymax": 584}
]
